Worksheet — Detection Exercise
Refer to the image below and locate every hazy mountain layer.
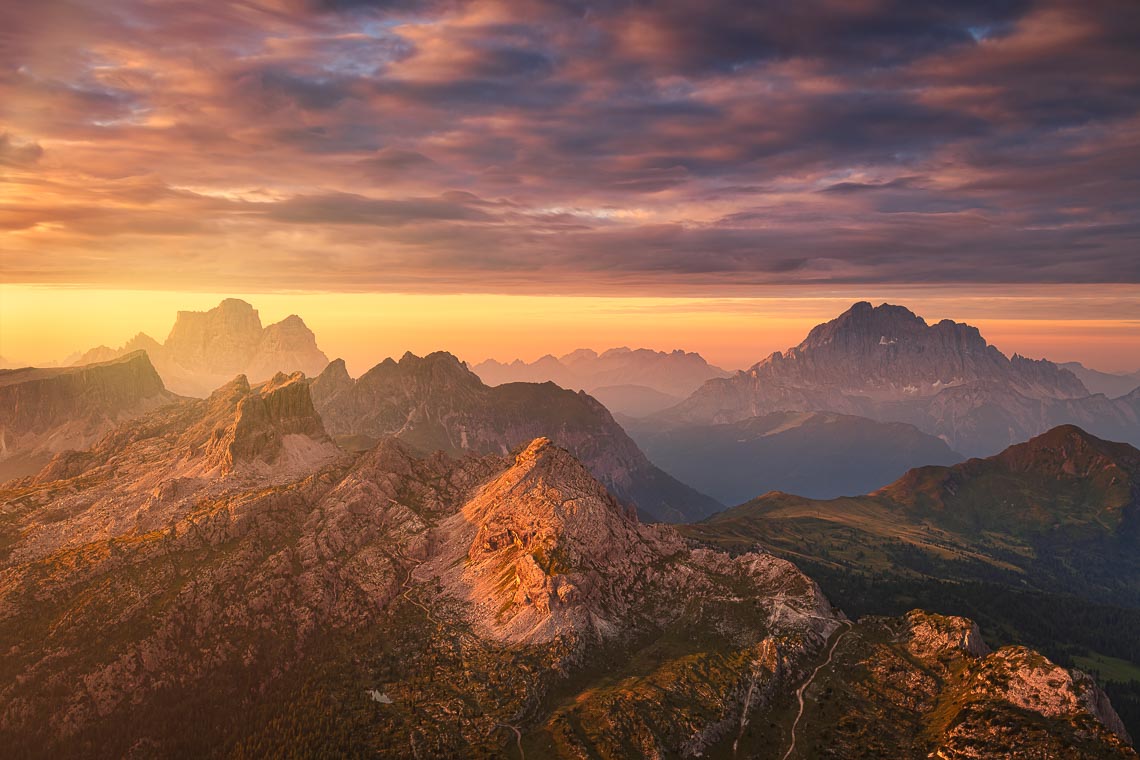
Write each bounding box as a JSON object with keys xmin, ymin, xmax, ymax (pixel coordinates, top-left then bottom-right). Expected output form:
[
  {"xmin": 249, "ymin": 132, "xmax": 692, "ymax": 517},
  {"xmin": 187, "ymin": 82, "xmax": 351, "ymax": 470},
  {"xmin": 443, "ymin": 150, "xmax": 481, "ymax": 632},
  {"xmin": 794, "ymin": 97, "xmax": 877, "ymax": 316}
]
[
  {"xmin": 664, "ymin": 301, "xmax": 1140, "ymax": 456},
  {"xmin": 75, "ymin": 298, "xmax": 329, "ymax": 397},
  {"xmin": 473, "ymin": 347, "xmax": 729, "ymax": 415},
  {"xmin": 310, "ymin": 351, "xmax": 723, "ymax": 522},
  {"xmin": 1062, "ymin": 362, "xmax": 1140, "ymax": 398},
  {"xmin": 625, "ymin": 411, "xmax": 962, "ymax": 504}
]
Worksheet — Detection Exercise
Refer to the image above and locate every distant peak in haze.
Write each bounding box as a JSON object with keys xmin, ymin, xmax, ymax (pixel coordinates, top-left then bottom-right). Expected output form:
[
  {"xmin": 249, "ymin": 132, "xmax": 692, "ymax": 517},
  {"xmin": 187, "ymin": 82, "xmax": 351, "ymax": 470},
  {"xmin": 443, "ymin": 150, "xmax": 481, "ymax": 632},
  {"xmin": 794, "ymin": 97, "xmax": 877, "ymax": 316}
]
[
  {"xmin": 73, "ymin": 298, "xmax": 330, "ymax": 398},
  {"xmin": 658, "ymin": 300, "xmax": 1140, "ymax": 457},
  {"xmin": 742, "ymin": 300, "xmax": 1088, "ymax": 400},
  {"xmin": 470, "ymin": 345, "xmax": 730, "ymax": 415}
]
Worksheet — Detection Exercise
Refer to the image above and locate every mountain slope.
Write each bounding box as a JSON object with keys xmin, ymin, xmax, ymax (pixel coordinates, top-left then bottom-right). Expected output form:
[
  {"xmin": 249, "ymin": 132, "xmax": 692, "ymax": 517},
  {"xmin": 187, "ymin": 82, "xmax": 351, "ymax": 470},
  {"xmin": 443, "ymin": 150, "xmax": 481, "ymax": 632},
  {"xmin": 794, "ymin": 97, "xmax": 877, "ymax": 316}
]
[
  {"xmin": 0, "ymin": 351, "xmax": 176, "ymax": 480},
  {"xmin": 625, "ymin": 411, "xmax": 962, "ymax": 504},
  {"xmin": 74, "ymin": 298, "xmax": 330, "ymax": 397},
  {"xmin": 788, "ymin": 610, "xmax": 1132, "ymax": 759},
  {"xmin": 685, "ymin": 424, "xmax": 1140, "ymax": 741},
  {"xmin": 310, "ymin": 351, "xmax": 723, "ymax": 522},
  {"xmin": 689, "ymin": 425, "xmax": 1140, "ymax": 604},
  {"xmin": 2, "ymin": 412, "xmax": 1130, "ymax": 759},
  {"xmin": 662, "ymin": 301, "xmax": 1140, "ymax": 456}
]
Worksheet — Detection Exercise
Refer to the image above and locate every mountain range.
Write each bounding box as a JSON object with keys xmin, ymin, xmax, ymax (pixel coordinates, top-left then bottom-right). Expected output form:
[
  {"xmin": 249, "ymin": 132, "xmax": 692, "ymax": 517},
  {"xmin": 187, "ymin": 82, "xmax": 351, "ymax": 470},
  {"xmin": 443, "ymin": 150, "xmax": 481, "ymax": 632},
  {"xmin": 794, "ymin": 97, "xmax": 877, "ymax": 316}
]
[
  {"xmin": 4, "ymin": 298, "xmax": 1140, "ymax": 756},
  {"xmin": 310, "ymin": 351, "xmax": 722, "ymax": 522},
  {"xmin": 74, "ymin": 298, "xmax": 329, "ymax": 397},
  {"xmin": 473, "ymin": 347, "xmax": 730, "ymax": 417},
  {"xmin": 1062, "ymin": 362, "xmax": 1140, "ymax": 399},
  {"xmin": 1, "ymin": 384, "xmax": 1132, "ymax": 757},
  {"xmin": 659, "ymin": 301, "xmax": 1140, "ymax": 457}
]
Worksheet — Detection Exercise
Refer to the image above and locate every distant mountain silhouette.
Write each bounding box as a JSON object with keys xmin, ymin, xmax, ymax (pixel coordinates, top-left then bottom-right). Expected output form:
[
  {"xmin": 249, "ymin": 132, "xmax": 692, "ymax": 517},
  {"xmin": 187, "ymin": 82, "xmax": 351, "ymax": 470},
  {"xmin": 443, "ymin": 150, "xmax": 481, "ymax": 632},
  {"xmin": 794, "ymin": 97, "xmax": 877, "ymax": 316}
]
[
  {"xmin": 473, "ymin": 347, "xmax": 729, "ymax": 416},
  {"xmin": 662, "ymin": 301, "xmax": 1140, "ymax": 456},
  {"xmin": 74, "ymin": 298, "xmax": 329, "ymax": 397}
]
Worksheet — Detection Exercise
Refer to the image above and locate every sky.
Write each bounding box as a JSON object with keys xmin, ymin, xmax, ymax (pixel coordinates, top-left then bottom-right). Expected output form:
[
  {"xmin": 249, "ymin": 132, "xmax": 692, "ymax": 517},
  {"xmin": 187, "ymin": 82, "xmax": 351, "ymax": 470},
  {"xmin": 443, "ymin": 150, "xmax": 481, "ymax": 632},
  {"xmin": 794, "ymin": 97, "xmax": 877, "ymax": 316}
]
[{"xmin": 2, "ymin": 1, "xmax": 1139, "ymax": 370}]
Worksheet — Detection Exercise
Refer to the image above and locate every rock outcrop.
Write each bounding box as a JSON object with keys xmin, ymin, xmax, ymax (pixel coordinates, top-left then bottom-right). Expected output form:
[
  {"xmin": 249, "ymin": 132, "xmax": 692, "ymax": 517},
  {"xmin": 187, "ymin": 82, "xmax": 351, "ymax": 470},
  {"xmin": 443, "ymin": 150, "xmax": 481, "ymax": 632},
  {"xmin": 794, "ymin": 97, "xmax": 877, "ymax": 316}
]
[
  {"xmin": 783, "ymin": 611, "xmax": 1136, "ymax": 758},
  {"xmin": 210, "ymin": 371, "xmax": 337, "ymax": 472}
]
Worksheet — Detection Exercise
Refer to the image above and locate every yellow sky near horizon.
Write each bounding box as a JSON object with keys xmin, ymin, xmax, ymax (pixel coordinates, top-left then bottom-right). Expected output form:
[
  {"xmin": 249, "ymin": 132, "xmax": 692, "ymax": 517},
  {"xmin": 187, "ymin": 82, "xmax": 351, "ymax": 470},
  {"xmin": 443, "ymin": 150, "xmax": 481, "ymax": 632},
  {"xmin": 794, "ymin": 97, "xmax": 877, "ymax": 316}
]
[{"xmin": 2, "ymin": 284, "xmax": 1139, "ymax": 376}]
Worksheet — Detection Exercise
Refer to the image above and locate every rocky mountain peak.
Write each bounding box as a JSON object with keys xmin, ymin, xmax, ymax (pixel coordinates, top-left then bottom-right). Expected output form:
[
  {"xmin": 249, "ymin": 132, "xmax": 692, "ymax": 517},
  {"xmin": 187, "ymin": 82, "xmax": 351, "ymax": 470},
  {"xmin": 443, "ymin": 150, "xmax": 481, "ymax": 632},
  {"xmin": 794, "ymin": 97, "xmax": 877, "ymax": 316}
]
[
  {"xmin": 426, "ymin": 437, "xmax": 672, "ymax": 643},
  {"xmin": 165, "ymin": 299, "xmax": 264, "ymax": 375},
  {"xmin": 73, "ymin": 299, "xmax": 330, "ymax": 397},
  {"xmin": 796, "ymin": 301, "xmax": 981, "ymax": 356},
  {"xmin": 208, "ymin": 371, "xmax": 336, "ymax": 472}
]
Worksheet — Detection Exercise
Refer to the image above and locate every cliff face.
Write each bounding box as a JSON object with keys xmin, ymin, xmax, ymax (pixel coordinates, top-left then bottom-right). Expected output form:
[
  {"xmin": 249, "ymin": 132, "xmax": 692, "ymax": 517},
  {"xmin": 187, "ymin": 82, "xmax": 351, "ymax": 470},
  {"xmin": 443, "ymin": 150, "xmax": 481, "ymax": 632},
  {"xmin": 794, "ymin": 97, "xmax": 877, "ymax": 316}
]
[
  {"xmin": 1, "ymin": 424, "xmax": 1131, "ymax": 759},
  {"xmin": 0, "ymin": 351, "xmax": 174, "ymax": 479},
  {"xmin": 212, "ymin": 371, "xmax": 337, "ymax": 472},
  {"xmin": 164, "ymin": 297, "xmax": 265, "ymax": 375},
  {"xmin": 310, "ymin": 351, "xmax": 723, "ymax": 521}
]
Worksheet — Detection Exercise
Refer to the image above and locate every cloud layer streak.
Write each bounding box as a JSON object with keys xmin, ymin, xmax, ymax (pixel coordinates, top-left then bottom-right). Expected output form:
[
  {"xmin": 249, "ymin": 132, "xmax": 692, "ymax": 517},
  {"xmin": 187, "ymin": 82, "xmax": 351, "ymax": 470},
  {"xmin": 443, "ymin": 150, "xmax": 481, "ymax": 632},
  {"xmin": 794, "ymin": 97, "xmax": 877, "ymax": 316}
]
[{"xmin": 2, "ymin": 0, "xmax": 1139, "ymax": 291}]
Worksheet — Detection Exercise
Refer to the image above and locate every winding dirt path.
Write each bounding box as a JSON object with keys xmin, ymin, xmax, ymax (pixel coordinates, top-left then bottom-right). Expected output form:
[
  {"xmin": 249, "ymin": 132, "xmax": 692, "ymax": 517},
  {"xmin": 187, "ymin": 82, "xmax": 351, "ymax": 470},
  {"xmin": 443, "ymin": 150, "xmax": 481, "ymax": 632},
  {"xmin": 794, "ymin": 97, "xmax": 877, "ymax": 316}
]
[
  {"xmin": 497, "ymin": 723, "xmax": 525, "ymax": 760},
  {"xmin": 781, "ymin": 621, "xmax": 852, "ymax": 760}
]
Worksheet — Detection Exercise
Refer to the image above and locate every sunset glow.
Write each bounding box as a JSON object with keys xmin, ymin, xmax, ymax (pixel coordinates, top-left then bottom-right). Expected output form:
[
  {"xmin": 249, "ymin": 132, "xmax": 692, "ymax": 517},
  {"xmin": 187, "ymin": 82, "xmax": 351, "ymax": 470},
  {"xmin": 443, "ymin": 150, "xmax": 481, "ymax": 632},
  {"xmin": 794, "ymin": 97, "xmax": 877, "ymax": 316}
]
[
  {"xmin": 3, "ymin": 284, "xmax": 1138, "ymax": 374},
  {"xmin": 2, "ymin": 0, "xmax": 1139, "ymax": 373}
]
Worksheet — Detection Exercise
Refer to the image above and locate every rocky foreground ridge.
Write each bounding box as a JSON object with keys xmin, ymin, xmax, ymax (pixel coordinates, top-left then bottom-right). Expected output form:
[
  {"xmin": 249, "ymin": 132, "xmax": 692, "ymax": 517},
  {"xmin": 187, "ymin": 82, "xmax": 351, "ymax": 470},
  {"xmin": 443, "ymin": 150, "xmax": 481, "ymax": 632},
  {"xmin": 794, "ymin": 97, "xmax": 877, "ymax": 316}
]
[{"xmin": 0, "ymin": 373, "xmax": 1133, "ymax": 758}]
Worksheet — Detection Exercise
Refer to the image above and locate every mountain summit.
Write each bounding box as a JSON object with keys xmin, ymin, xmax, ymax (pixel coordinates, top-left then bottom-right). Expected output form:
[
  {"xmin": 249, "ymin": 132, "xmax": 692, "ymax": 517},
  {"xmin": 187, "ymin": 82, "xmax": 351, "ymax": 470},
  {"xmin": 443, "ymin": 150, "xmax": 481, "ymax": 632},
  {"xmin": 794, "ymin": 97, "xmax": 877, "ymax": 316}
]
[
  {"xmin": 75, "ymin": 298, "xmax": 330, "ymax": 397},
  {"xmin": 664, "ymin": 302, "xmax": 1139, "ymax": 456},
  {"xmin": 750, "ymin": 301, "xmax": 1085, "ymax": 401}
]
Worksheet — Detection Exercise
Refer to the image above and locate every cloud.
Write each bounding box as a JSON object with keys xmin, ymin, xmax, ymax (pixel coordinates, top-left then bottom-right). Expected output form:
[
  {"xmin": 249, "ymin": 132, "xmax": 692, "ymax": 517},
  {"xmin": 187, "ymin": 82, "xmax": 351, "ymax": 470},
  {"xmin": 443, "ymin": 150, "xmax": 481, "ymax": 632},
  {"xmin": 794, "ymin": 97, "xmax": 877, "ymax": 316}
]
[
  {"xmin": 0, "ymin": 0, "xmax": 1138, "ymax": 291},
  {"xmin": 0, "ymin": 133, "xmax": 44, "ymax": 166}
]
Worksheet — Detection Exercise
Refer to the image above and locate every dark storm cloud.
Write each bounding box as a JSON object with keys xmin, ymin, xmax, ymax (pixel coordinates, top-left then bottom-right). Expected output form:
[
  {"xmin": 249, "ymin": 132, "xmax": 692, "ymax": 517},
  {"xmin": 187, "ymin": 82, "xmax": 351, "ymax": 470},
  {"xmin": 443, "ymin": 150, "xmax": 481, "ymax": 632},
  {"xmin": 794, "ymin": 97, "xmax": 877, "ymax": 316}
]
[{"xmin": 2, "ymin": 0, "xmax": 1140, "ymax": 289}]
